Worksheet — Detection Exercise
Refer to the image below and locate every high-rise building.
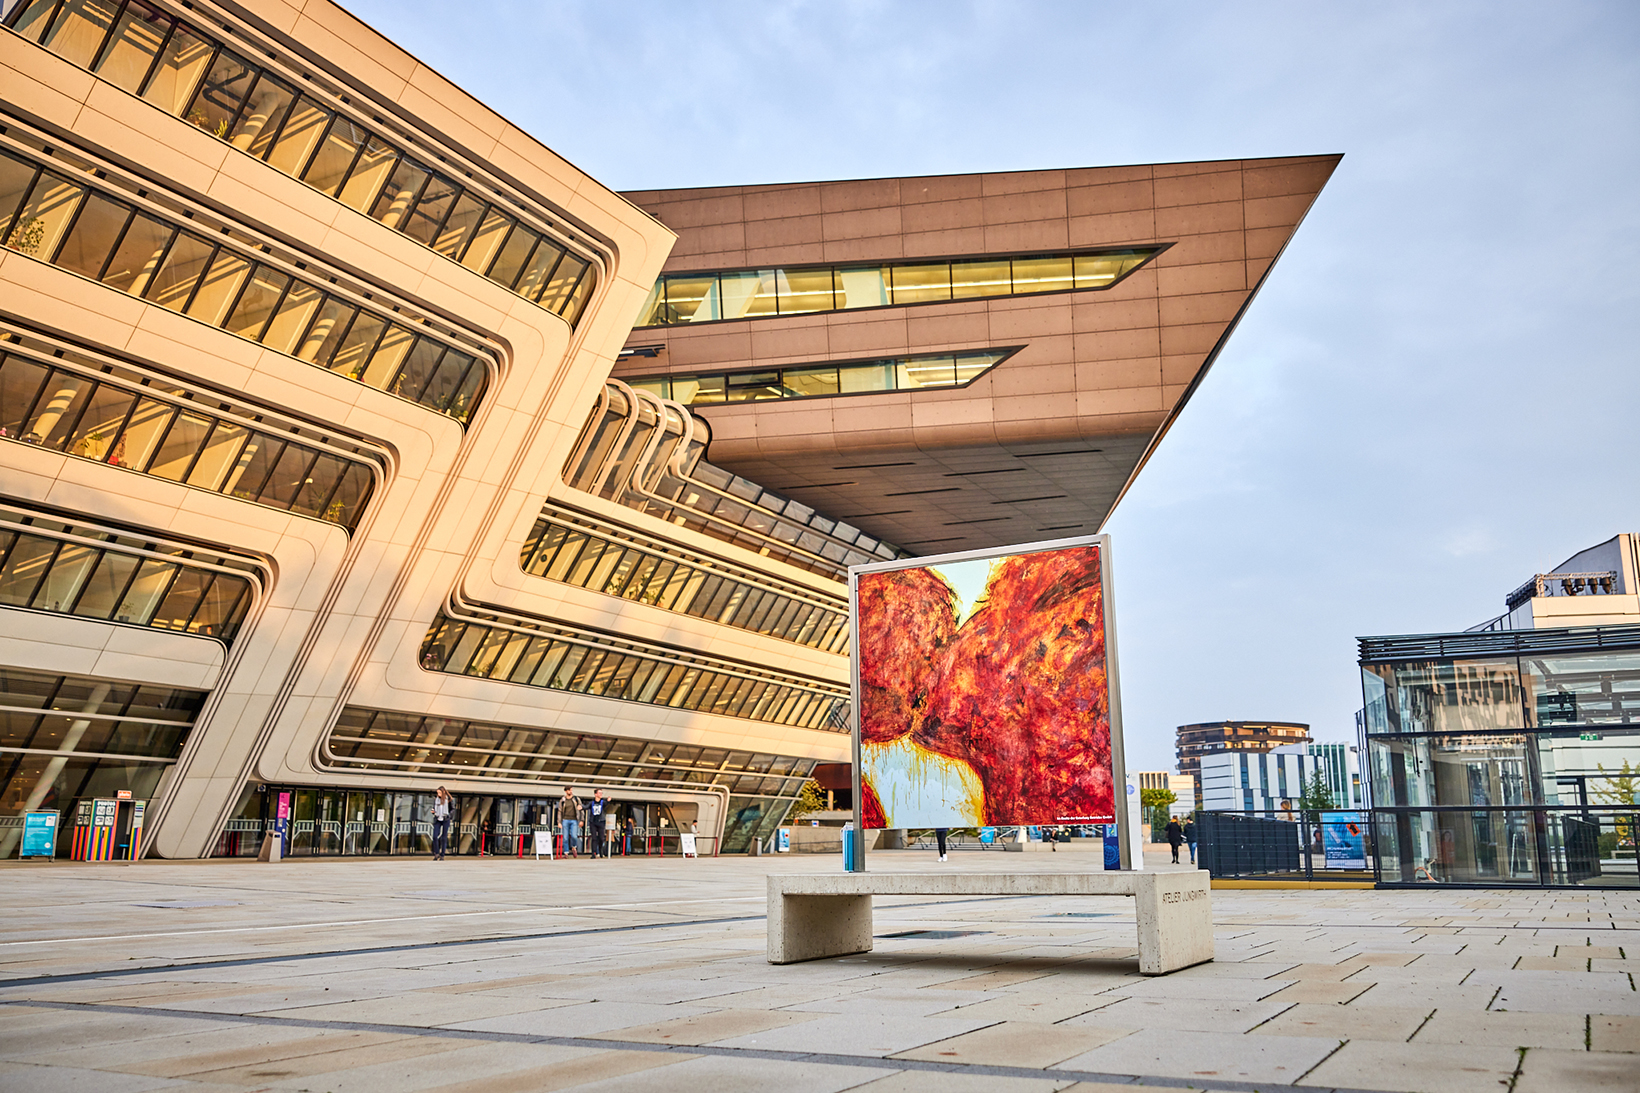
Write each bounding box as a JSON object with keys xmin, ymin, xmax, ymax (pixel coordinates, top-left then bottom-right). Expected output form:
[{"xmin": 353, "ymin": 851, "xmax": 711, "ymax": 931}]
[
  {"xmin": 1175, "ymin": 721, "xmax": 1312, "ymax": 807},
  {"xmin": 0, "ymin": 0, "xmax": 1337, "ymax": 859}
]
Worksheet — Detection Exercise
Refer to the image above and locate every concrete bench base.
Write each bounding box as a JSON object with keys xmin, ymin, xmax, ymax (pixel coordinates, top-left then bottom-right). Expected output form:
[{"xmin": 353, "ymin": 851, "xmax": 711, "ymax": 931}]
[{"xmin": 767, "ymin": 870, "xmax": 1212, "ymax": 975}]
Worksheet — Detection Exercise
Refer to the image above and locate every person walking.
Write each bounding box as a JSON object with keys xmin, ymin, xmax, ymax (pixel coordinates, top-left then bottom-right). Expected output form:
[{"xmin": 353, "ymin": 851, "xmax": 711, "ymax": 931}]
[
  {"xmin": 558, "ymin": 787, "xmax": 582, "ymax": 857},
  {"xmin": 1165, "ymin": 817, "xmax": 1184, "ymax": 864},
  {"xmin": 587, "ymin": 789, "xmax": 608, "ymax": 859},
  {"xmin": 1183, "ymin": 816, "xmax": 1197, "ymax": 865},
  {"xmin": 431, "ymin": 787, "xmax": 452, "ymax": 860},
  {"xmin": 934, "ymin": 827, "xmax": 949, "ymax": 862},
  {"xmin": 622, "ymin": 813, "xmax": 634, "ymax": 856}
]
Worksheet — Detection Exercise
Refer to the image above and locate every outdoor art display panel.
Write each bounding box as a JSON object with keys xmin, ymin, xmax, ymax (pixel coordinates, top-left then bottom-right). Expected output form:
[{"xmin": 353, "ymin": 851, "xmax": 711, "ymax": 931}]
[{"xmin": 853, "ymin": 540, "xmax": 1116, "ymax": 829}]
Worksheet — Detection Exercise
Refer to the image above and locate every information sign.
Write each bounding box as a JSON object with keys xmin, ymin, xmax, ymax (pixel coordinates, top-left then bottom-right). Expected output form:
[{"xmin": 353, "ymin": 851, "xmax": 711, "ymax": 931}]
[
  {"xmin": 21, "ymin": 811, "xmax": 57, "ymax": 857},
  {"xmin": 1321, "ymin": 813, "xmax": 1367, "ymax": 869},
  {"xmin": 533, "ymin": 829, "xmax": 553, "ymax": 859},
  {"xmin": 680, "ymin": 832, "xmax": 698, "ymax": 857}
]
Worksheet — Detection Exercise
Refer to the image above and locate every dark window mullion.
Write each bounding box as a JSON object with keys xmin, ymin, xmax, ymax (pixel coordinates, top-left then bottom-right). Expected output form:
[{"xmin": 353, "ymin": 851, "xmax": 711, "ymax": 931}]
[
  {"xmin": 331, "ymin": 123, "xmax": 372, "ymax": 196},
  {"xmin": 178, "ymin": 43, "xmax": 225, "ymax": 123},
  {"xmin": 133, "ymin": 16, "xmax": 177, "ymax": 98},
  {"xmin": 44, "ymin": 189, "xmax": 93, "ymax": 266},
  {"xmin": 290, "ymin": 104, "xmax": 337, "ymax": 181},
  {"xmin": 451, "ymin": 201, "xmax": 490, "ymax": 264},
  {"xmin": 93, "ymin": 205, "xmax": 139, "ymax": 282},
  {"xmin": 502, "ymin": 233, "xmax": 541, "ymax": 291},
  {"xmin": 274, "ymin": 448, "xmax": 321, "ymax": 512},
  {"xmin": 555, "ymin": 264, "xmax": 591, "ymax": 317},
  {"xmin": 221, "ymin": 61, "xmax": 263, "ymax": 138},
  {"xmin": 0, "ymin": 165, "xmax": 44, "ymax": 246},
  {"xmin": 425, "ymin": 180, "xmax": 464, "ymax": 243},
  {"xmin": 16, "ymin": 539, "xmax": 65, "ymax": 608},
  {"xmin": 531, "ymin": 249, "xmax": 565, "ymax": 304},
  {"xmin": 175, "ymin": 242, "xmax": 223, "ymax": 314},
  {"xmin": 248, "ymin": 270, "xmax": 294, "ymax": 343},
  {"xmin": 177, "ymin": 571, "xmax": 218, "ymax": 631},
  {"xmin": 84, "ymin": 0, "xmax": 129, "ymax": 72},
  {"xmin": 32, "ymin": 0, "xmax": 70, "ymax": 44},
  {"xmin": 139, "ymin": 229, "xmax": 182, "ymax": 301},
  {"xmin": 254, "ymin": 87, "xmax": 301, "ymax": 163}
]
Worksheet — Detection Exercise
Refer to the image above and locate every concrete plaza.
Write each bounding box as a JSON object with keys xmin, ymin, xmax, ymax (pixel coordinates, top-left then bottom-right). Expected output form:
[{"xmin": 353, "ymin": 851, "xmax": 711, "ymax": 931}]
[{"xmin": 0, "ymin": 851, "xmax": 1636, "ymax": 1093}]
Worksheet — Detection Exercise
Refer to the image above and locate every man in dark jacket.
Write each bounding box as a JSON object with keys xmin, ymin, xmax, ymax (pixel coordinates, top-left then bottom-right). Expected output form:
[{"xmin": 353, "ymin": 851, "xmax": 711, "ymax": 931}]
[
  {"xmin": 587, "ymin": 789, "xmax": 609, "ymax": 858},
  {"xmin": 1165, "ymin": 818, "xmax": 1184, "ymax": 864}
]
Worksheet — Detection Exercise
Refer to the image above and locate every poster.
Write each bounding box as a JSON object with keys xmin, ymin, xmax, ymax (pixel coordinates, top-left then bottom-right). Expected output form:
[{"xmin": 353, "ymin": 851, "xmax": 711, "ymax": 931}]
[
  {"xmin": 1321, "ymin": 813, "xmax": 1367, "ymax": 869},
  {"xmin": 21, "ymin": 812, "xmax": 57, "ymax": 857},
  {"xmin": 853, "ymin": 538, "xmax": 1118, "ymax": 829}
]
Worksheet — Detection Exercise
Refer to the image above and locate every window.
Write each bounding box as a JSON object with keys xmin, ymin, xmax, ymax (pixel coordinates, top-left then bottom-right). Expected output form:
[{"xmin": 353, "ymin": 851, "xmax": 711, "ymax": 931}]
[
  {"xmin": 2, "ymin": 1, "xmax": 598, "ymax": 324},
  {"xmin": 0, "ymin": 349, "xmax": 375, "ymax": 529},
  {"xmin": 629, "ymin": 349, "xmax": 1013, "ymax": 405},
  {"xmin": 638, "ymin": 247, "xmax": 1158, "ymax": 327},
  {"xmin": 0, "ymin": 145, "xmax": 487, "ymax": 424}
]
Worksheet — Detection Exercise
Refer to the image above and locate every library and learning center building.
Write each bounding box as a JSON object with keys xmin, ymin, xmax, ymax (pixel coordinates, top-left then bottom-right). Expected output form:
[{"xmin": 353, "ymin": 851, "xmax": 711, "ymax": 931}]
[{"xmin": 0, "ymin": 0, "xmax": 1336, "ymax": 859}]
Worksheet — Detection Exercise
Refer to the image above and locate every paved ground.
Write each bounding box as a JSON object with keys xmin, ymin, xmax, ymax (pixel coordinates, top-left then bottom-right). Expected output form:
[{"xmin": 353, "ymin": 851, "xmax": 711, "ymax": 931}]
[{"xmin": 0, "ymin": 849, "xmax": 1636, "ymax": 1093}]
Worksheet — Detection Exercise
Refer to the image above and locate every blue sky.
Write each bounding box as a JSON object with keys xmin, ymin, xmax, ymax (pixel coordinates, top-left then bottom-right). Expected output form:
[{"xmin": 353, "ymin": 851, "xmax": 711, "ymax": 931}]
[{"xmin": 344, "ymin": 0, "xmax": 1640, "ymax": 772}]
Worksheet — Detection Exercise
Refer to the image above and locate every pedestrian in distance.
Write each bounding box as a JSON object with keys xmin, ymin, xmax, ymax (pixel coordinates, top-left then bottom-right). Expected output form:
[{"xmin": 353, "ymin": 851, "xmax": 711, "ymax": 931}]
[
  {"xmin": 1183, "ymin": 816, "xmax": 1197, "ymax": 865},
  {"xmin": 1165, "ymin": 817, "xmax": 1184, "ymax": 864},
  {"xmin": 431, "ymin": 786, "xmax": 452, "ymax": 860},
  {"xmin": 587, "ymin": 788, "xmax": 608, "ymax": 858},
  {"xmin": 935, "ymin": 827, "xmax": 949, "ymax": 862},
  {"xmin": 558, "ymin": 786, "xmax": 582, "ymax": 857}
]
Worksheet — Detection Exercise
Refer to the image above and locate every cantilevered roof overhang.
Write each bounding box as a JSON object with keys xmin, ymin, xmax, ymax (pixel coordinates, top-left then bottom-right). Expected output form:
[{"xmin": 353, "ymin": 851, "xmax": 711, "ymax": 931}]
[{"xmin": 616, "ymin": 155, "xmax": 1341, "ymax": 553}]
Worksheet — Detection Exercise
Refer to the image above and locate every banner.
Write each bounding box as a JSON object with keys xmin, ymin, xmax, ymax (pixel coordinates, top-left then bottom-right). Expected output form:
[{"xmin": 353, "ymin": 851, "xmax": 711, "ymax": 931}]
[{"xmin": 1321, "ymin": 813, "xmax": 1367, "ymax": 869}]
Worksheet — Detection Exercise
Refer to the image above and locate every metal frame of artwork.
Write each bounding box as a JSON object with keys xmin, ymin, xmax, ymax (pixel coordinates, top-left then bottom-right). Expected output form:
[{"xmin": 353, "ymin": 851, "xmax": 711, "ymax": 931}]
[{"xmin": 846, "ymin": 533, "xmax": 1130, "ymax": 871}]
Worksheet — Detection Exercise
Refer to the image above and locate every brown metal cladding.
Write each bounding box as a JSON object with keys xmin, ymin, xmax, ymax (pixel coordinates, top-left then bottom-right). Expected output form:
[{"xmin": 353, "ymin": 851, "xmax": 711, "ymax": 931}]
[{"xmin": 619, "ymin": 155, "xmax": 1341, "ymax": 552}]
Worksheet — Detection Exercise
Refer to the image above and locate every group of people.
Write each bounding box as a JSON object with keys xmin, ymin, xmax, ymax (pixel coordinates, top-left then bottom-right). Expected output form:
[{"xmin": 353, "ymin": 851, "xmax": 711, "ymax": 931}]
[
  {"xmin": 426, "ymin": 785, "xmax": 620, "ymax": 859},
  {"xmin": 1163, "ymin": 816, "xmax": 1197, "ymax": 864}
]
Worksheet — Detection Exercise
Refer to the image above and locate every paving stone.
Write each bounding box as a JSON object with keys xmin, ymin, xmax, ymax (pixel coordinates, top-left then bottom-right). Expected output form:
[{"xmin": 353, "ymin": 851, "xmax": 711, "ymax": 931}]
[
  {"xmin": 589, "ymin": 1007, "xmax": 818, "ymax": 1045},
  {"xmin": 929, "ymin": 994, "xmax": 1111, "ymax": 1024},
  {"xmin": 1263, "ymin": 979, "xmax": 1373, "ymax": 1004},
  {"xmin": 1514, "ymin": 1048, "xmax": 1640, "ymax": 1092},
  {"xmin": 447, "ymin": 1000, "xmax": 713, "ymax": 1037},
  {"xmin": 1411, "ymin": 1011, "xmax": 1587, "ymax": 1049},
  {"xmin": 1250, "ymin": 1002, "xmax": 1430, "ymax": 1041},
  {"xmin": 1592, "ymin": 1014, "xmax": 1640, "ymax": 1052},
  {"xmin": 1059, "ymin": 996, "xmax": 1294, "ymax": 1035},
  {"xmin": 414, "ymin": 1047, "xmax": 695, "ymax": 1093},
  {"xmin": 1056, "ymin": 1027, "xmax": 1338, "ymax": 1085},
  {"xmin": 856, "ymin": 1071, "xmax": 1080, "ymax": 1092},
  {"xmin": 1298, "ymin": 1040, "xmax": 1522, "ymax": 1092},
  {"xmin": 712, "ymin": 1012, "xmax": 996, "ymax": 1057},
  {"xmin": 893, "ymin": 1020, "xmax": 1133, "ymax": 1068}
]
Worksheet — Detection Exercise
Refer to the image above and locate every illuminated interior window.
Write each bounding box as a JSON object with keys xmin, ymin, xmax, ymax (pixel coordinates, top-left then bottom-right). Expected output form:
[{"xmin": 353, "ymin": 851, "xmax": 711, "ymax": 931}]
[{"xmin": 636, "ymin": 248, "xmax": 1158, "ymax": 328}]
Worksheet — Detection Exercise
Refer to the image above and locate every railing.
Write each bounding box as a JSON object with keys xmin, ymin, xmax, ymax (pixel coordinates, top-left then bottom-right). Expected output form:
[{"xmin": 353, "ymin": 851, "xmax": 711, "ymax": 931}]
[{"xmin": 1196, "ymin": 810, "xmax": 1374, "ymax": 883}]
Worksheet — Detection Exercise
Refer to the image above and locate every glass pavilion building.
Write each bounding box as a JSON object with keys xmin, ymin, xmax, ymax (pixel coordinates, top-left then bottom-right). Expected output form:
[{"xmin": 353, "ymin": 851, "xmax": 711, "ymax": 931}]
[
  {"xmin": 1361, "ymin": 536, "xmax": 1640, "ymax": 888},
  {"xmin": 0, "ymin": 0, "xmax": 1337, "ymax": 858}
]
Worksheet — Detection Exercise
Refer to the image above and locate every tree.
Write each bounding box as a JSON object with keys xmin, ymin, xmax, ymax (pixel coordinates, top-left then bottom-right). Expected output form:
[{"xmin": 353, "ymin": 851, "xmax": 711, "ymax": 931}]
[
  {"xmin": 1298, "ymin": 773, "xmax": 1335, "ymax": 824},
  {"xmin": 787, "ymin": 778, "xmax": 827, "ymax": 821},
  {"xmin": 1141, "ymin": 787, "xmax": 1176, "ymax": 832}
]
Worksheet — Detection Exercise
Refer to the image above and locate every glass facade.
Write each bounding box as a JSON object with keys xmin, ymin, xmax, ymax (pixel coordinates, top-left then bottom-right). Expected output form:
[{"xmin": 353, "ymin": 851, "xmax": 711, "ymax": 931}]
[
  {"xmin": 419, "ymin": 611, "xmax": 848, "ymax": 732},
  {"xmin": 627, "ymin": 349, "xmax": 1013, "ymax": 405},
  {"xmin": 522, "ymin": 511, "xmax": 850, "ymax": 654},
  {"xmin": 564, "ymin": 382, "xmax": 906, "ymax": 578},
  {"xmin": 636, "ymin": 247, "xmax": 1158, "ymax": 327},
  {"xmin": 0, "ymin": 505, "xmax": 256, "ymax": 640},
  {"xmin": 2, "ymin": 0, "xmax": 597, "ymax": 326},
  {"xmin": 0, "ymin": 136, "xmax": 487, "ymax": 423},
  {"xmin": 0, "ymin": 344, "xmax": 375, "ymax": 529},
  {"xmin": 0, "ymin": 667, "xmax": 205, "ymax": 857},
  {"xmin": 1361, "ymin": 627, "xmax": 1640, "ymax": 887}
]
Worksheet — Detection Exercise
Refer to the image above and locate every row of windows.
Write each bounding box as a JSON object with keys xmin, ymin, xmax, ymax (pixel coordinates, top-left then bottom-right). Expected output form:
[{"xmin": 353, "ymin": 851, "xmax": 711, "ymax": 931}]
[
  {"xmin": 2, "ymin": 0, "xmax": 598, "ymax": 325},
  {"xmin": 637, "ymin": 247, "xmax": 1159, "ymax": 327},
  {"xmin": 324, "ymin": 708, "xmax": 819, "ymax": 800},
  {"xmin": 521, "ymin": 514, "xmax": 849, "ymax": 654},
  {"xmin": 0, "ymin": 519, "xmax": 254, "ymax": 642},
  {"xmin": 0, "ymin": 666, "xmax": 203, "ymax": 764},
  {"xmin": 0, "ymin": 349, "xmax": 375, "ymax": 529},
  {"xmin": 628, "ymin": 349, "xmax": 1012, "ymax": 406},
  {"xmin": 565, "ymin": 382, "xmax": 904, "ymax": 578},
  {"xmin": 420, "ymin": 612, "xmax": 848, "ymax": 732},
  {"xmin": 0, "ymin": 141, "xmax": 487, "ymax": 422}
]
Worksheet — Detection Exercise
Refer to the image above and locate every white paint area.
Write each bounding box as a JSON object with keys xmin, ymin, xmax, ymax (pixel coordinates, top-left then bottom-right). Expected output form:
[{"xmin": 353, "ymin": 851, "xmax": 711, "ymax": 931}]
[
  {"xmin": 931, "ymin": 558, "xmax": 995, "ymax": 626},
  {"xmin": 863, "ymin": 735, "xmax": 984, "ymax": 828}
]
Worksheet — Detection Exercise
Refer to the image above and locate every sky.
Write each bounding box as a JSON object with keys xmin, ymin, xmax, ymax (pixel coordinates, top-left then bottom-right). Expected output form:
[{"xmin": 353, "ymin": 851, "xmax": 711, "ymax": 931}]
[{"xmin": 344, "ymin": 0, "xmax": 1640, "ymax": 773}]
